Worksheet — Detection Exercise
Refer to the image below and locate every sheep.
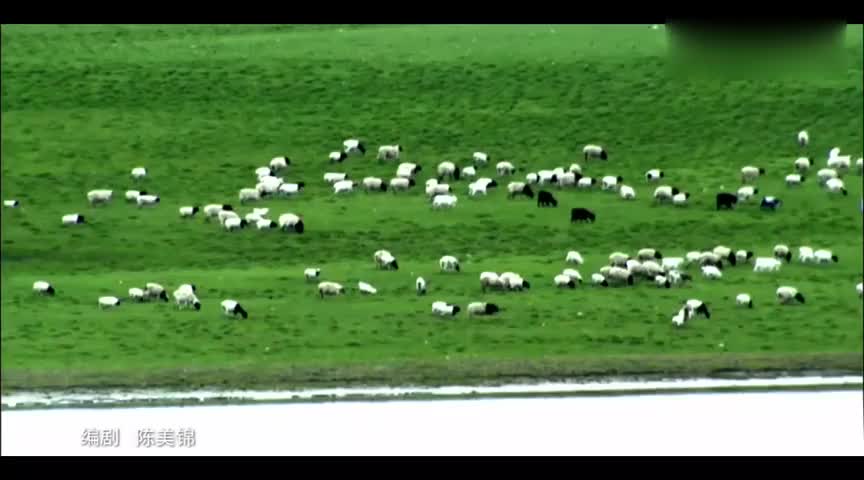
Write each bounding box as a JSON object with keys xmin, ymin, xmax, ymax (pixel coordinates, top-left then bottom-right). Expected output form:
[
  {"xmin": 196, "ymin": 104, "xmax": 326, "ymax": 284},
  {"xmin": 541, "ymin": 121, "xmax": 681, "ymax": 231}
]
[
  {"xmin": 144, "ymin": 283, "xmax": 169, "ymax": 302},
  {"xmin": 551, "ymin": 167, "xmax": 566, "ymax": 179},
  {"xmin": 653, "ymin": 186, "xmax": 680, "ymax": 203},
  {"xmin": 135, "ymin": 194, "xmax": 159, "ymax": 208},
  {"xmin": 817, "ymin": 168, "xmax": 838, "ymax": 184},
  {"xmin": 396, "ymin": 163, "xmax": 422, "ymax": 179},
  {"xmin": 500, "ymin": 272, "xmax": 531, "ymax": 291},
  {"xmin": 525, "ymin": 173, "xmax": 539, "ymax": 184},
  {"xmin": 685, "ymin": 251, "xmax": 703, "ymax": 264},
  {"xmin": 741, "ymin": 165, "xmax": 766, "ymax": 183},
  {"xmin": 759, "ymin": 196, "xmax": 782, "ymax": 211},
  {"xmin": 358, "ymin": 281, "xmax": 377, "ymax": 295},
  {"xmin": 716, "ymin": 192, "xmax": 738, "ymax": 210},
  {"xmin": 671, "ymin": 306, "xmax": 690, "ymax": 327},
  {"xmin": 361, "ymin": 177, "xmax": 388, "ymax": 192},
  {"xmin": 636, "ymin": 249, "xmax": 662, "ymax": 261},
  {"xmin": 278, "ymin": 182, "xmax": 305, "ymax": 197},
  {"xmin": 468, "ymin": 181, "xmax": 488, "ymax": 197},
  {"xmin": 684, "ymin": 299, "xmax": 711, "ymax": 319},
  {"xmin": 221, "ymin": 299, "xmax": 249, "ymax": 319},
  {"xmin": 667, "ymin": 270, "xmax": 692, "ymax": 286},
  {"xmin": 256, "ymin": 218, "xmax": 276, "ymax": 230},
  {"xmin": 318, "ymin": 281, "xmax": 345, "ymax": 298},
  {"xmin": 737, "ymin": 185, "xmax": 758, "ymax": 202},
  {"xmin": 129, "ymin": 287, "xmax": 145, "ymax": 302},
  {"xmin": 827, "ymin": 155, "xmax": 852, "ymax": 171},
  {"xmin": 537, "ymin": 170, "xmax": 558, "ymax": 185},
  {"xmin": 255, "ymin": 166, "xmax": 273, "ymax": 178},
  {"xmin": 329, "ymin": 151, "xmax": 348, "ymax": 163},
  {"xmin": 87, "ymin": 189, "xmax": 113, "ymax": 205},
  {"xmin": 607, "ymin": 266, "xmax": 635, "ymax": 286},
  {"xmin": 33, "ymin": 280, "xmax": 55, "ymax": 295},
  {"xmin": 3, "ymin": 200, "xmax": 19, "ymax": 208},
  {"xmin": 642, "ymin": 260, "xmax": 663, "ymax": 278},
  {"xmin": 562, "ymin": 268, "xmax": 583, "ymax": 284},
  {"xmin": 432, "ymin": 194, "xmax": 458, "ymax": 209},
  {"xmin": 239, "ymin": 188, "xmax": 261, "ymax": 203},
  {"xmin": 439, "ymin": 255, "xmax": 460, "ymax": 272},
  {"xmin": 218, "ymin": 209, "xmax": 240, "ymax": 225},
  {"xmin": 736, "ymin": 293, "xmax": 754, "ymax": 308},
  {"xmin": 507, "ymin": 182, "xmax": 535, "ymax": 199},
  {"xmin": 569, "ymin": 163, "xmax": 582, "ymax": 174},
  {"xmin": 343, "ymin": 139, "xmax": 366, "ymax": 155},
  {"xmin": 179, "ymin": 206, "xmax": 200, "ymax": 218},
  {"xmin": 224, "ymin": 217, "xmax": 249, "ymax": 231},
  {"xmin": 713, "ymin": 246, "xmax": 737, "ymax": 266},
  {"xmin": 537, "ymin": 191, "xmax": 558, "ymax": 207},
  {"xmin": 814, "ymin": 249, "xmax": 839, "ymax": 264},
  {"xmin": 462, "ymin": 166, "xmax": 477, "ymax": 179},
  {"xmin": 475, "ymin": 178, "xmax": 497, "ymax": 189},
  {"xmin": 554, "ymin": 274, "xmax": 577, "ymax": 288},
  {"xmin": 857, "ymin": 158, "xmax": 863, "ymax": 174},
  {"xmin": 753, "ymin": 257, "xmax": 782, "ymax": 272},
  {"xmin": 857, "ymin": 282, "xmax": 863, "ymax": 298},
  {"xmin": 61, "ymin": 213, "xmax": 86, "ymax": 225},
  {"xmin": 798, "ymin": 246, "xmax": 815, "ymax": 263},
  {"xmin": 577, "ymin": 177, "xmax": 596, "ymax": 189},
  {"xmin": 270, "ymin": 156, "xmax": 290, "ymax": 171},
  {"xmin": 698, "ymin": 252, "xmax": 725, "ymax": 269},
  {"xmin": 496, "ymin": 161, "xmax": 516, "ymax": 176},
  {"xmin": 480, "ymin": 272, "xmax": 504, "ymax": 291},
  {"xmin": 825, "ymin": 178, "xmax": 847, "ymax": 196},
  {"xmin": 304, "ymin": 268, "xmax": 321, "ymax": 281},
  {"xmin": 125, "ymin": 190, "xmax": 147, "ymax": 202},
  {"xmin": 389, "ymin": 177, "xmax": 415, "ymax": 192},
  {"xmin": 333, "ymin": 179, "xmax": 355, "ymax": 195},
  {"xmin": 377, "ymin": 145, "xmax": 403, "ymax": 161},
  {"xmin": 177, "ymin": 283, "xmax": 197, "ymax": 295},
  {"xmin": 591, "ymin": 273, "xmax": 609, "ymax": 287},
  {"xmin": 735, "ymin": 250, "xmax": 755, "ymax": 264},
  {"xmin": 472, "ymin": 152, "xmax": 490, "ymax": 167},
  {"xmin": 98, "ymin": 296, "xmax": 121, "ymax": 309},
  {"xmin": 277, "ymin": 213, "xmax": 305, "ymax": 233},
  {"xmin": 797, "ymin": 130, "xmax": 809, "ymax": 147},
  {"xmin": 324, "ymin": 172, "xmax": 348, "ymax": 184},
  {"xmin": 427, "ymin": 183, "xmax": 451, "ymax": 197},
  {"xmin": 204, "ymin": 204, "xmax": 234, "ymax": 220},
  {"xmin": 565, "ymin": 250, "xmax": 584, "ymax": 265},
  {"xmin": 776, "ymin": 286, "xmax": 805, "ymax": 305},
  {"xmin": 416, "ymin": 277, "xmax": 427, "ymax": 295},
  {"xmin": 609, "ymin": 252, "xmax": 630, "ymax": 266},
  {"xmin": 645, "ymin": 169, "xmax": 664, "ymax": 182},
  {"xmin": 785, "ymin": 174, "xmax": 805, "ymax": 186},
  {"xmin": 373, "ymin": 250, "xmax": 399, "ymax": 270},
  {"xmin": 626, "ymin": 259, "xmax": 645, "ymax": 276},
  {"xmin": 654, "ymin": 275, "xmax": 671, "ymax": 288},
  {"xmin": 432, "ymin": 301, "xmax": 461, "ymax": 316},
  {"xmin": 701, "ymin": 265, "xmax": 723, "ymax": 279},
  {"xmin": 438, "ymin": 162, "xmax": 461, "ymax": 181},
  {"xmin": 828, "ymin": 147, "xmax": 841, "ymax": 158},
  {"xmin": 131, "ymin": 167, "xmax": 147, "ymax": 179},
  {"xmin": 601, "ymin": 175, "xmax": 623, "ymax": 191},
  {"xmin": 467, "ymin": 302, "xmax": 501, "ymax": 316},
  {"xmin": 661, "ymin": 257, "xmax": 684, "ymax": 271},
  {"xmin": 244, "ymin": 210, "xmax": 265, "ymax": 223},
  {"xmin": 557, "ymin": 172, "xmax": 579, "ymax": 188},
  {"xmin": 773, "ymin": 244, "xmax": 791, "ymax": 262},
  {"xmin": 671, "ymin": 192, "xmax": 691, "ymax": 207},
  {"xmin": 583, "ymin": 144, "xmax": 608, "ymax": 160},
  {"xmin": 794, "ymin": 157, "xmax": 812, "ymax": 173},
  {"xmin": 619, "ymin": 185, "xmax": 636, "ymax": 200}
]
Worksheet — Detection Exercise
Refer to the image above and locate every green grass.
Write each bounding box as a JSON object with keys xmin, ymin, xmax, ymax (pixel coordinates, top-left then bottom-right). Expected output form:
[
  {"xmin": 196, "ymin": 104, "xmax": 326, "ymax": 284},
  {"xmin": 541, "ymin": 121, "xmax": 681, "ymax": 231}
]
[{"xmin": 2, "ymin": 24, "xmax": 862, "ymax": 392}]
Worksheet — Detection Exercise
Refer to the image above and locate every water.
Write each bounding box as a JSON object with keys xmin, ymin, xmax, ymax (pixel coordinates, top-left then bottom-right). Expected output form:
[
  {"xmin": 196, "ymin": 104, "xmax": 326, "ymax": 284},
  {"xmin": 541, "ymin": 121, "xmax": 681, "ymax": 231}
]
[{"xmin": 3, "ymin": 390, "xmax": 862, "ymax": 455}]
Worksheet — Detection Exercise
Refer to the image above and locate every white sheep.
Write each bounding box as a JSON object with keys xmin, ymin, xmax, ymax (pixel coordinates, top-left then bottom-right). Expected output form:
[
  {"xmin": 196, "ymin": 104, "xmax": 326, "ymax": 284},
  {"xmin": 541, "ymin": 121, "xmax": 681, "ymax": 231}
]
[
  {"xmin": 468, "ymin": 181, "xmax": 487, "ymax": 197},
  {"xmin": 343, "ymin": 139, "xmax": 366, "ymax": 155},
  {"xmin": 432, "ymin": 300, "xmax": 461, "ymax": 316},
  {"xmin": 144, "ymin": 283, "xmax": 168, "ymax": 301},
  {"xmin": 583, "ymin": 144, "xmax": 608, "ymax": 160},
  {"xmin": 125, "ymin": 190, "xmax": 147, "ymax": 202},
  {"xmin": 737, "ymin": 185, "xmax": 758, "ymax": 202},
  {"xmin": 798, "ymin": 246, "xmax": 815, "ymax": 263},
  {"xmin": 333, "ymin": 179, "xmax": 355, "ymax": 195},
  {"xmin": 3, "ymin": 199, "xmax": 19, "ymax": 208},
  {"xmin": 329, "ymin": 151, "xmax": 348, "ymax": 163},
  {"xmin": 218, "ymin": 209, "xmax": 240, "ymax": 225},
  {"xmin": 684, "ymin": 299, "xmax": 711, "ymax": 319},
  {"xmin": 304, "ymin": 268, "xmax": 321, "ymax": 281},
  {"xmin": 61, "ymin": 213, "xmax": 86, "ymax": 225},
  {"xmin": 462, "ymin": 166, "xmax": 477, "ymax": 179},
  {"xmin": 136, "ymin": 194, "xmax": 160, "ymax": 208},
  {"xmin": 500, "ymin": 272, "xmax": 531, "ymax": 291},
  {"xmin": 223, "ymin": 217, "xmax": 248, "ymax": 231},
  {"xmin": 362, "ymin": 177, "xmax": 388, "ymax": 192},
  {"xmin": 569, "ymin": 163, "xmax": 582, "ymax": 174},
  {"xmin": 554, "ymin": 274, "xmax": 576, "ymax": 288},
  {"xmin": 642, "ymin": 261, "xmax": 663, "ymax": 278},
  {"xmin": 416, "ymin": 277, "xmax": 427, "ymax": 295},
  {"xmin": 439, "ymin": 255, "xmax": 460, "ymax": 272},
  {"xmin": 685, "ymin": 251, "xmax": 702, "ymax": 264},
  {"xmin": 653, "ymin": 185, "xmax": 680, "ymax": 202},
  {"xmin": 203, "ymin": 204, "xmax": 234, "ymax": 219},
  {"xmin": 774, "ymin": 244, "xmax": 792, "ymax": 262},
  {"xmin": 619, "ymin": 185, "xmax": 636, "ymax": 200},
  {"xmin": 814, "ymin": 249, "xmax": 839, "ymax": 264},
  {"xmin": 221, "ymin": 299, "xmax": 249, "ymax": 319},
  {"xmin": 607, "ymin": 266, "xmax": 634, "ymax": 286},
  {"xmin": 86, "ymin": 189, "xmax": 113, "ymax": 205},
  {"xmin": 591, "ymin": 273, "xmax": 609, "ymax": 286},
  {"xmin": 827, "ymin": 154, "xmax": 851, "ymax": 171},
  {"xmin": 671, "ymin": 306, "xmax": 690, "ymax": 327},
  {"xmin": 661, "ymin": 257, "xmax": 684, "ymax": 271},
  {"xmin": 426, "ymin": 183, "xmax": 451, "ymax": 197},
  {"xmin": 378, "ymin": 145, "xmax": 403, "ymax": 161},
  {"xmin": 480, "ymin": 272, "xmax": 504, "ymax": 291},
  {"xmin": 654, "ymin": 275, "xmax": 671, "ymax": 288},
  {"xmin": 277, "ymin": 213, "xmax": 304, "ymax": 233},
  {"xmin": 753, "ymin": 257, "xmax": 782, "ymax": 272},
  {"xmin": 256, "ymin": 218, "xmax": 276, "ymax": 230},
  {"xmin": 33, "ymin": 280, "xmax": 55, "ymax": 295},
  {"xmin": 437, "ymin": 162, "xmax": 460, "ymax": 180},
  {"xmin": 473, "ymin": 152, "xmax": 490, "ymax": 167},
  {"xmin": 432, "ymin": 194, "xmax": 458, "ymax": 209},
  {"xmin": 740, "ymin": 166, "xmax": 765, "ymax": 183},
  {"xmin": 562, "ymin": 268, "xmax": 582, "ymax": 284},
  {"xmin": 467, "ymin": 302, "xmax": 501, "ymax": 316},
  {"xmin": 396, "ymin": 163, "xmax": 421, "ymax": 179},
  {"xmin": 389, "ymin": 177, "xmax": 415, "ymax": 192},
  {"xmin": 358, "ymin": 281, "xmax": 377, "ymax": 295},
  {"xmin": 496, "ymin": 161, "xmax": 516, "ymax": 176},
  {"xmin": 797, "ymin": 130, "xmax": 809, "ymax": 147},
  {"xmin": 857, "ymin": 282, "xmax": 863, "ymax": 298},
  {"xmin": 672, "ymin": 192, "xmax": 690, "ymax": 206},
  {"xmin": 318, "ymin": 281, "xmax": 345, "ymax": 298},
  {"xmin": 667, "ymin": 270, "xmax": 690, "ymax": 286},
  {"xmin": 557, "ymin": 172, "xmax": 578, "ymax": 188},
  {"xmin": 525, "ymin": 172, "xmax": 539, "ymax": 184},
  {"xmin": 373, "ymin": 250, "xmax": 399, "ymax": 270},
  {"xmin": 794, "ymin": 157, "xmax": 812, "ymax": 173},
  {"xmin": 255, "ymin": 166, "xmax": 272, "ymax": 178},
  {"xmin": 608, "ymin": 252, "xmax": 630, "ymax": 266},
  {"xmin": 735, "ymin": 250, "xmax": 755, "ymax": 264},
  {"xmin": 645, "ymin": 169, "xmax": 663, "ymax": 182},
  {"xmin": 776, "ymin": 286, "xmax": 805, "ymax": 305},
  {"xmin": 239, "ymin": 188, "xmax": 261, "ymax": 203},
  {"xmin": 278, "ymin": 182, "xmax": 304, "ymax": 197},
  {"xmin": 270, "ymin": 156, "xmax": 290, "ymax": 171},
  {"xmin": 701, "ymin": 265, "xmax": 722, "ymax": 279},
  {"xmin": 129, "ymin": 288, "xmax": 145, "ymax": 302},
  {"xmin": 817, "ymin": 168, "xmax": 838, "ymax": 184},
  {"xmin": 324, "ymin": 172, "xmax": 348, "ymax": 184},
  {"xmin": 537, "ymin": 170, "xmax": 558, "ymax": 185},
  {"xmin": 785, "ymin": 173, "xmax": 804, "ymax": 186},
  {"xmin": 179, "ymin": 206, "xmax": 200, "ymax": 218},
  {"xmin": 565, "ymin": 250, "xmax": 584, "ymax": 265},
  {"xmin": 131, "ymin": 167, "xmax": 147, "ymax": 179},
  {"xmin": 601, "ymin": 175, "xmax": 623, "ymax": 191},
  {"xmin": 98, "ymin": 296, "xmax": 121, "ymax": 309},
  {"xmin": 736, "ymin": 293, "xmax": 753, "ymax": 308},
  {"xmin": 638, "ymin": 248, "xmax": 662, "ymax": 262},
  {"xmin": 825, "ymin": 178, "xmax": 847, "ymax": 196}
]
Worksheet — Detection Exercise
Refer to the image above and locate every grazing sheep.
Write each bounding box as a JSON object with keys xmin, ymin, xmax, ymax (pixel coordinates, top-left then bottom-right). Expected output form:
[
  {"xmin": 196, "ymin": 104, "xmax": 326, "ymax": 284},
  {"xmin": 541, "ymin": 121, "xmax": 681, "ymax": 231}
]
[
  {"xmin": 661, "ymin": 257, "xmax": 684, "ymax": 271},
  {"xmin": 389, "ymin": 177, "xmax": 416, "ymax": 192},
  {"xmin": 735, "ymin": 250, "xmax": 755, "ymax": 264},
  {"xmin": 672, "ymin": 306, "xmax": 690, "ymax": 327},
  {"xmin": 698, "ymin": 252, "xmax": 725, "ymax": 269},
  {"xmin": 583, "ymin": 144, "xmax": 608, "ymax": 160},
  {"xmin": 741, "ymin": 166, "xmax": 766, "ymax": 183},
  {"xmin": 343, "ymin": 139, "xmax": 366, "ymax": 155},
  {"xmin": 776, "ymin": 286, "xmax": 805, "ymax": 305},
  {"xmin": 131, "ymin": 167, "xmax": 147, "ymax": 179},
  {"xmin": 468, "ymin": 181, "xmax": 488, "ymax": 197},
  {"xmin": 857, "ymin": 282, "xmax": 862, "ymax": 298},
  {"xmin": 239, "ymin": 188, "xmax": 261, "ymax": 203},
  {"xmin": 244, "ymin": 211, "xmax": 264, "ymax": 223},
  {"xmin": 221, "ymin": 299, "xmax": 249, "ymax": 319},
  {"xmin": 798, "ymin": 246, "xmax": 815, "ymax": 263},
  {"xmin": 759, "ymin": 196, "xmax": 782, "ymax": 211},
  {"xmin": 753, "ymin": 257, "xmax": 782, "ymax": 272},
  {"xmin": 562, "ymin": 269, "xmax": 583, "ymax": 284},
  {"xmin": 270, "ymin": 156, "xmax": 290, "ymax": 171},
  {"xmin": 333, "ymin": 179, "xmax": 355, "ymax": 195},
  {"xmin": 626, "ymin": 259, "xmax": 645, "ymax": 276},
  {"xmin": 432, "ymin": 194, "xmax": 458, "ymax": 209},
  {"xmin": 177, "ymin": 283, "xmax": 197, "ymax": 295},
  {"xmin": 797, "ymin": 130, "xmax": 809, "ymax": 147},
  {"xmin": 416, "ymin": 277, "xmax": 427, "ymax": 295},
  {"xmin": 318, "ymin": 281, "xmax": 345, "ymax": 298},
  {"xmin": 255, "ymin": 166, "xmax": 272, "ymax": 178},
  {"xmin": 507, "ymin": 182, "xmax": 535, "ymax": 199},
  {"xmin": 87, "ymin": 189, "xmax": 113, "ymax": 205},
  {"xmin": 736, "ymin": 293, "xmax": 754, "ymax": 308},
  {"xmin": 125, "ymin": 190, "xmax": 148, "ymax": 202},
  {"xmin": 98, "ymin": 296, "xmax": 121, "ymax": 309},
  {"xmin": 537, "ymin": 170, "xmax": 558, "ymax": 185},
  {"xmin": 737, "ymin": 185, "xmax": 758, "ymax": 202},
  {"xmin": 396, "ymin": 163, "xmax": 422, "ymax": 179},
  {"xmin": 684, "ymin": 299, "xmax": 711, "ymax": 319},
  {"xmin": 472, "ymin": 152, "xmax": 490, "ymax": 167},
  {"xmin": 554, "ymin": 274, "xmax": 576, "ymax": 288},
  {"xmin": 329, "ymin": 151, "xmax": 348, "ymax": 163},
  {"xmin": 136, "ymin": 194, "xmax": 160, "ymax": 208},
  {"xmin": 773, "ymin": 244, "xmax": 792, "ymax": 262},
  {"xmin": 685, "ymin": 251, "xmax": 703, "ymax": 264},
  {"xmin": 566, "ymin": 250, "xmax": 584, "ymax": 265},
  {"xmin": 785, "ymin": 174, "xmax": 805, "ymax": 186},
  {"xmin": 525, "ymin": 173, "xmax": 539, "ymax": 184},
  {"xmin": 4, "ymin": 199, "xmax": 19, "ymax": 208},
  {"xmin": 607, "ymin": 266, "xmax": 635, "ymax": 286},
  {"xmin": 601, "ymin": 175, "xmax": 623, "ymax": 191},
  {"xmin": 817, "ymin": 168, "xmax": 838, "ymax": 184},
  {"xmin": 427, "ymin": 183, "xmax": 451, "ymax": 197},
  {"xmin": 827, "ymin": 155, "xmax": 852, "ymax": 171},
  {"xmin": 33, "ymin": 280, "xmax": 55, "ymax": 295},
  {"xmin": 218, "ymin": 210, "xmax": 240, "ymax": 225},
  {"xmin": 467, "ymin": 302, "xmax": 501, "ymax": 316},
  {"xmin": 437, "ymin": 162, "xmax": 461, "ymax": 181},
  {"xmin": 496, "ymin": 161, "xmax": 516, "ymax": 176},
  {"xmin": 358, "ymin": 281, "xmax": 377, "ymax": 295},
  {"xmin": 794, "ymin": 157, "xmax": 812, "ymax": 173},
  {"xmin": 642, "ymin": 260, "xmax": 664, "ymax": 278},
  {"xmin": 373, "ymin": 250, "xmax": 399, "ymax": 270},
  {"xmin": 144, "ymin": 283, "xmax": 169, "ymax": 302},
  {"xmin": 654, "ymin": 275, "xmax": 671, "ymax": 288},
  {"xmin": 667, "ymin": 270, "xmax": 692, "ymax": 286},
  {"xmin": 569, "ymin": 208, "xmax": 596, "ymax": 223},
  {"xmin": 569, "ymin": 163, "xmax": 582, "ymax": 174},
  {"xmin": 277, "ymin": 213, "xmax": 304, "ymax": 234},
  {"xmin": 828, "ymin": 147, "xmax": 841, "ymax": 158},
  {"xmin": 645, "ymin": 169, "xmax": 664, "ymax": 182},
  {"xmin": 537, "ymin": 191, "xmax": 558, "ymax": 207},
  {"xmin": 204, "ymin": 204, "xmax": 234, "ymax": 220},
  {"xmin": 637, "ymin": 249, "xmax": 663, "ymax": 261},
  {"xmin": 256, "ymin": 218, "xmax": 276, "ymax": 230},
  {"xmin": 324, "ymin": 172, "xmax": 348, "ymax": 184},
  {"xmin": 825, "ymin": 178, "xmax": 847, "ymax": 196},
  {"xmin": 179, "ymin": 206, "xmax": 200, "ymax": 218},
  {"xmin": 439, "ymin": 255, "xmax": 460, "ymax": 272},
  {"xmin": 304, "ymin": 268, "xmax": 321, "ymax": 281},
  {"xmin": 362, "ymin": 177, "xmax": 388, "ymax": 192},
  {"xmin": 577, "ymin": 177, "xmax": 596, "ymax": 189},
  {"xmin": 591, "ymin": 273, "xmax": 609, "ymax": 287},
  {"xmin": 671, "ymin": 192, "xmax": 691, "ymax": 206},
  {"xmin": 480, "ymin": 272, "xmax": 504, "ymax": 292},
  {"xmin": 61, "ymin": 213, "xmax": 86, "ymax": 225},
  {"xmin": 653, "ymin": 186, "xmax": 680, "ymax": 203},
  {"xmin": 223, "ymin": 217, "xmax": 248, "ymax": 231},
  {"xmin": 619, "ymin": 185, "xmax": 636, "ymax": 200},
  {"xmin": 716, "ymin": 192, "xmax": 738, "ymax": 210},
  {"xmin": 713, "ymin": 246, "xmax": 737, "ymax": 266},
  {"xmin": 377, "ymin": 145, "xmax": 403, "ymax": 161},
  {"xmin": 128, "ymin": 288, "xmax": 145, "ymax": 302},
  {"xmin": 278, "ymin": 182, "xmax": 305, "ymax": 197},
  {"xmin": 557, "ymin": 172, "xmax": 579, "ymax": 188},
  {"xmin": 462, "ymin": 166, "xmax": 477, "ymax": 179},
  {"xmin": 701, "ymin": 265, "xmax": 723, "ymax": 279},
  {"xmin": 814, "ymin": 249, "xmax": 839, "ymax": 264},
  {"xmin": 432, "ymin": 301, "xmax": 461, "ymax": 316},
  {"xmin": 500, "ymin": 272, "xmax": 531, "ymax": 291},
  {"xmin": 474, "ymin": 178, "xmax": 498, "ymax": 189}
]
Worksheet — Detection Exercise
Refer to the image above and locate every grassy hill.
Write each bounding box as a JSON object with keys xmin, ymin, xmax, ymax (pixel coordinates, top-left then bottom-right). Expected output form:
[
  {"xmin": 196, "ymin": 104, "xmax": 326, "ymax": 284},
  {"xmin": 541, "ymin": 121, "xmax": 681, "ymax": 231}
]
[{"xmin": 2, "ymin": 24, "xmax": 862, "ymax": 391}]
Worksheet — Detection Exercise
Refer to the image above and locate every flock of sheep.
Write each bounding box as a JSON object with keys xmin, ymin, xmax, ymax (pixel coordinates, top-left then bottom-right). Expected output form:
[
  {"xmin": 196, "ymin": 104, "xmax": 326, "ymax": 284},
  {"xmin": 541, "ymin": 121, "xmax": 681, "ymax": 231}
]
[{"xmin": 9, "ymin": 131, "xmax": 864, "ymax": 325}]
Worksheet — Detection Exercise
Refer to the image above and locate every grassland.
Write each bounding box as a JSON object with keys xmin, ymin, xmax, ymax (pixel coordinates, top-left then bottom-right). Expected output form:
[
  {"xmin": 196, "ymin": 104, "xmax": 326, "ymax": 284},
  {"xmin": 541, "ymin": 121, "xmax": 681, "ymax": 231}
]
[{"xmin": 1, "ymin": 25, "xmax": 862, "ymax": 392}]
